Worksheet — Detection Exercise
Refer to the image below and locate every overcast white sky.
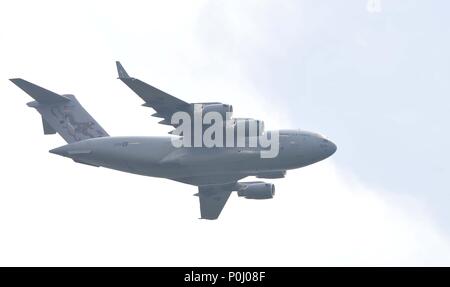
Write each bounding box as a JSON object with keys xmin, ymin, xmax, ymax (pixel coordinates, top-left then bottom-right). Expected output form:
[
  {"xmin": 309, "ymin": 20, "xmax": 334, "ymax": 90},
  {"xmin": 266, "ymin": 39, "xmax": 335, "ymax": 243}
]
[{"xmin": 1, "ymin": 0, "xmax": 449, "ymax": 266}]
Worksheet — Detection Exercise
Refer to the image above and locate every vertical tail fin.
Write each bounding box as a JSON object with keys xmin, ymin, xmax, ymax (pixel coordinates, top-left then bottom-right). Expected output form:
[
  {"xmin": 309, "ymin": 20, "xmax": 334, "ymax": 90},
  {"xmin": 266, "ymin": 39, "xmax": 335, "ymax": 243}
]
[{"xmin": 10, "ymin": 78, "xmax": 109, "ymax": 143}]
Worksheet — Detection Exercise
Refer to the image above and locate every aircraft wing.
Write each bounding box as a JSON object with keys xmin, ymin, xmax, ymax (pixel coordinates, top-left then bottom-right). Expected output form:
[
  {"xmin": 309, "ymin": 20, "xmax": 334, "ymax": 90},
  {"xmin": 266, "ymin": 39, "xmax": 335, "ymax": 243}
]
[
  {"xmin": 116, "ymin": 61, "xmax": 189, "ymax": 126},
  {"xmin": 197, "ymin": 184, "xmax": 234, "ymax": 220}
]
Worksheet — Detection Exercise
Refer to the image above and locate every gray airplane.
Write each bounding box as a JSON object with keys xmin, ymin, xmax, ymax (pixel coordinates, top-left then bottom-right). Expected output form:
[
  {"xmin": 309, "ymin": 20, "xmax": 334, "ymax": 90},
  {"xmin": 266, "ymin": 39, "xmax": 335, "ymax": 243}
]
[{"xmin": 10, "ymin": 62, "xmax": 336, "ymax": 219}]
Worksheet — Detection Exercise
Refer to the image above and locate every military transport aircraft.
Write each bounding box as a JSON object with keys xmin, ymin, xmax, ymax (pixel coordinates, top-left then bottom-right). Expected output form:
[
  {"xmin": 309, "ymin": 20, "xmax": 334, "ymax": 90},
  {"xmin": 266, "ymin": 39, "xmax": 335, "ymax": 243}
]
[{"xmin": 10, "ymin": 62, "xmax": 336, "ymax": 219}]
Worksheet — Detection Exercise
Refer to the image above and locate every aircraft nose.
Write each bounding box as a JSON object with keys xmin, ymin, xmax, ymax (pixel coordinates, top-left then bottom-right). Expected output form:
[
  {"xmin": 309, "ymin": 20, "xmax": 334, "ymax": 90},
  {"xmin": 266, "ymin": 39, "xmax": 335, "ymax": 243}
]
[
  {"xmin": 320, "ymin": 137, "xmax": 337, "ymax": 157},
  {"xmin": 328, "ymin": 140, "xmax": 337, "ymax": 155}
]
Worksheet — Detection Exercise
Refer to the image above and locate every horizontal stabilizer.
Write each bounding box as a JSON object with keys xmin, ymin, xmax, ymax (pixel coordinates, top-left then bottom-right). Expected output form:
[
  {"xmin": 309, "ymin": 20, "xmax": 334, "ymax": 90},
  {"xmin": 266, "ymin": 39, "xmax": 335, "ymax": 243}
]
[{"xmin": 10, "ymin": 78, "xmax": 69, "ymax": 103}]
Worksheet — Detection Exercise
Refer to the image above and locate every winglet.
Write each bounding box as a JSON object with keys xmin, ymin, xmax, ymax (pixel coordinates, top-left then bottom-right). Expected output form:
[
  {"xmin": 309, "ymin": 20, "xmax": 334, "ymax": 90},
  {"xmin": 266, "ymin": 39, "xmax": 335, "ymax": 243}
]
[
  {"xmin": 116, "ymin": 61, "xmax": 130, "ymax": 79},
  {"xmin": 10, "ymin": 78, "xmax": 69, "ymax": 103}
]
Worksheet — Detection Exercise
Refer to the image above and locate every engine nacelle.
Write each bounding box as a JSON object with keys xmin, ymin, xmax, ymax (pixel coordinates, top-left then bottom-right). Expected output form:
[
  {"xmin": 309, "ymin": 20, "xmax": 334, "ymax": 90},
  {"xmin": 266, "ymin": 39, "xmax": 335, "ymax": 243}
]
[
  {"xmin": 197, "ymin": 103, "xmax": 233, "ymax": 120},
  {"xmin": 238, "ymin": 182, "xmax": 275, "ymax": 199},
  {"xmin": 228, "ymin": 118, "xmax": 265, "ymax": 137}
]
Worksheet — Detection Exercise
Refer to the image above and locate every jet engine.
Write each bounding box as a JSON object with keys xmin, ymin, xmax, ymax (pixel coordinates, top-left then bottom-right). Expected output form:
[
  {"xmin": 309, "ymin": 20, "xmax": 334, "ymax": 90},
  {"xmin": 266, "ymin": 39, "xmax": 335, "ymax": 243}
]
[
  {"xmin": 237, "ymin": 182, "xmax": 275, "ymax": 199},
  {"xmin": 229, "ymin": 118, "xmax": 265, "ymax": 137},
  {"xmin": 197, "ymin": 103, "xmax": 233, "ymax": 120}
]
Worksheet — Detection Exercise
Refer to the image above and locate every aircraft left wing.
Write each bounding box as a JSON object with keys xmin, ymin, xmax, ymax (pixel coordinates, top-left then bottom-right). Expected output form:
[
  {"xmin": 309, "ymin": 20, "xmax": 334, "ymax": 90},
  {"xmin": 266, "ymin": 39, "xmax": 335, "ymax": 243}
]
[
  {"xmin": 196, "ymin": 184, "xmax": 234, "ymax": 220},
  {"xmin": 116, "ymin": 61, "xmax": 189, "ymax": 127}
]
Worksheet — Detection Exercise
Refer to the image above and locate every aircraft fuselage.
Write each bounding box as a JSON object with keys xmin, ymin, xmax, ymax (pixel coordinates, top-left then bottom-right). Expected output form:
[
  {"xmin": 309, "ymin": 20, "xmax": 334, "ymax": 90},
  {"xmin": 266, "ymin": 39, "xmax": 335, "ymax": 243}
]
[{"xmin": 50, "ymin": 129, "xmax": 336, "ymax": 186}]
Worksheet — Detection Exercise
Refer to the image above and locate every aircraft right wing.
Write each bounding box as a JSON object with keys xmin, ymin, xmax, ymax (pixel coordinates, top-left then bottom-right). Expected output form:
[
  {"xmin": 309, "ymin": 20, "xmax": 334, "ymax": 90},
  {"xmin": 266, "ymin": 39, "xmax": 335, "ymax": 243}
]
[
  {"xmin": 116, "ymin": 61, "xmax": 189, "ymax": 127},
  {"xmin": 196, "ymin": 184, "xmax": 235, "ymax": 220}
]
